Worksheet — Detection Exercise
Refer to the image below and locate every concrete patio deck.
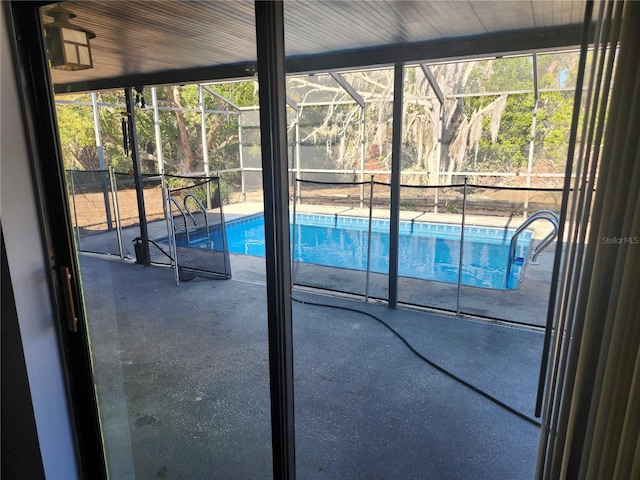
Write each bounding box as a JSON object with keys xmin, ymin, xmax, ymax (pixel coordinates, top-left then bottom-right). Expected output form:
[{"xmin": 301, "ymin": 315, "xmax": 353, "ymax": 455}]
[{"xmin": 80, "ymin": 253, "xmax": 544, "ymax": 479}]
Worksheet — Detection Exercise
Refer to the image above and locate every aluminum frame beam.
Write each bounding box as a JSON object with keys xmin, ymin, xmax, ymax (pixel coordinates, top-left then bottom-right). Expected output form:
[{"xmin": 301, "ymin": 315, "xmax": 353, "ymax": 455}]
[
  {"xmin": 420, "ymin": 64, "xmax": 444, "ymax": 105},
  {"xmin": 286, "ymin": 95, "xmax": 299, "ymax": 111},
  {"xmin": 329, "ymin": 72, "xmax": 365, "ymax": 107},
  {"xmin": 125, "ymin": 87, "xmax": 151, "ymax": 266},
  {"xmin": 202, "ymin": 85, "xmax": 242, "ymax": 110},
  {"xmin": 254, "ymin": 1, "xmax": 296, "ymax": 478},
  {"xmin": 388, "ymin": 64, "xmax": 404, "ymax": 309}
]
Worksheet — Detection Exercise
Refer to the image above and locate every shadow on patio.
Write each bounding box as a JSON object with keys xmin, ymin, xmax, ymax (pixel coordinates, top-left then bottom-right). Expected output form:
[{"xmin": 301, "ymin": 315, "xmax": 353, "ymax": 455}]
[{"xmin": 80, "ymin": 254, "xmax": 542, "ymax": 479}]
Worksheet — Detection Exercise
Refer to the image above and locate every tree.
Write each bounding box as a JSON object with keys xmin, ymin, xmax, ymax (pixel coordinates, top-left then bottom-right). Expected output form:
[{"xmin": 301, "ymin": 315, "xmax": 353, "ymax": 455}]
[
  {"xmin": 55, "ymin": 83, "xmax": 258, "ymax": 177},
  {"xmin": 55, "ymin": 52, "xmax": 577, "ymax": 188},
  {"xmin": 55, "ymin": 94, "xmax": 98, "ymax": 170}
]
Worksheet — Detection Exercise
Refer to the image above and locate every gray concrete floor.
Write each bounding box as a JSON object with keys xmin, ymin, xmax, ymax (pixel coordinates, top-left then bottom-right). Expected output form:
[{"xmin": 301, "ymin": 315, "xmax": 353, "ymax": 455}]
[{"xmin": 80, "ymin": 254, "xmax": 543, "ymax": 479}]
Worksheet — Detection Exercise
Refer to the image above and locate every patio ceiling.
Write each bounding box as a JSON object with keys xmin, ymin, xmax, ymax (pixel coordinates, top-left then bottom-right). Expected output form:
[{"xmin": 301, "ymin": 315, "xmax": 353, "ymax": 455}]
[{"xmin": 45, "ymin": 0, "xmax": 589, "ymax": 93}]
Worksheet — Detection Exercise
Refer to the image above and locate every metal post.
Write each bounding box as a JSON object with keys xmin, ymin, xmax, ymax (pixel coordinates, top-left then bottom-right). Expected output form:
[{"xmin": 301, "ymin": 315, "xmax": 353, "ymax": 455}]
[
  {"xmin": 524, "ymin": 54, "xmax": 539, "ymax": 218},
  {"xmin": 108, "ymin": 167, "xmax": 124, "ymax": 259},
  {"xmin": 255, "ymin": 1, "xmax": 296, "ymax": 478},
  {"xmin": 365, "ymin": 176, "xmax": 374, "ymax": 302},
  {"xmin": 360, "ymin": 106, "xmax": 366, "ymax": 208},
  {"xmin": 125, "ymin": 87, "xmax": 151, "ymax": 266},
  {"xmin": 456, "ymin": 177, "xmax": 468, "ymax": 316},
  {"xmin": 199, "ymin": 85, "xmax": 212, "ymax": 208},
  {"xmin": 151, "ymin": 87, "xmax": 164, "ymax": 173},
  {"xmin": 237, "ymin": 111, "xmax": 246, "ymax": 202},
  {"xmin": 291, "ymin": 176, "xmax": 298, "ymax": 282},
  {"xmin": 295, "ymin": 108, "xmax": 301, "ymax": 204},
  {"xmin": 524, "ymin": 98, "xmax": 538, "ymax": 218},
  {"xmin": 435, "ymin": 103, "xmax": 444, "ymax": 213},
  {"xmin": 217, "ymin": 176, "xmax": 232, "ymax": 277},
  {"xmin": 166, "ymin": 188, "xmax": 180, "ymax": 286},
  {"xmin": 91, "ymin": 92, "xmax": 113, "ymax": 231},
  {"xmin": 161, "ymin": 173, "xmax": 173, "ymax": 265},
  {"xmin": 69, "ymin": 170, "xmax": 81, "ymax": 244},
  {"xmin": 388, "ymin": 64, "xmax": 404, "ymax": 309}
]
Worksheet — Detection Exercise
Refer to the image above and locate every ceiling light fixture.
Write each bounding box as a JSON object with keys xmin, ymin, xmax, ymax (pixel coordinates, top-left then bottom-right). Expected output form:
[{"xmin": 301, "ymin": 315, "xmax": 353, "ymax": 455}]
[{"xmin": 44, "ymin": 3, "xmax": 96, "ymax": 71}]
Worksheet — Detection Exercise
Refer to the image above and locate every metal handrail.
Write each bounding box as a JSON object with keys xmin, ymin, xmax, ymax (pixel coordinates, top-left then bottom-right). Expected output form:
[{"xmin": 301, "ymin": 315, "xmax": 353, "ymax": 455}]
[
  {"xmin": 183, "ymin": 193, "xmax": 210, "ymax": 236},
  {"xmin": 531, "ymin": 230, "xmax": 557, "ymax": 264},
  {"xmin": 528, "ymin": 211, "xmax": 559, "ymax": 263},
  {"xmin": 168, "ymin": 196, "xmax": 191, "ymax": 246},
  {"xmin": 505, "ymin": 210, "xmax": 559, "ymax": 288}
]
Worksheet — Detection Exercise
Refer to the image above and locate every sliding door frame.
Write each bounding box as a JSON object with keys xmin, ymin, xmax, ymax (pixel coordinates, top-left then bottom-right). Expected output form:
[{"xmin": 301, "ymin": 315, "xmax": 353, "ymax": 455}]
[
  {"xmin": 7, "ymin": 1, "xmax": 298, "ymax": 478},
  {"xmin": 6, "ymin": 1, "xmax": 107, "ymax": 477}
]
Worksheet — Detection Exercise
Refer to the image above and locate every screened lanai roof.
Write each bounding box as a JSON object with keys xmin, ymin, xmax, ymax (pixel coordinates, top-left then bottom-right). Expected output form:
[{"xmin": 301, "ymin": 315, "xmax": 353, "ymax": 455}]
[{"xmin": 46, "ymin": 0, "xmax": 590, "ymax": 94}]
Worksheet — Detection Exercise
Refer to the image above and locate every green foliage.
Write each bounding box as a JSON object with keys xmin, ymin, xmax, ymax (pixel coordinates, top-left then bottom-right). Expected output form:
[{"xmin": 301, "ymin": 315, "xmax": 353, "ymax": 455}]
[
  {"xmin": 210, "ymin": 82, "xmax": 258, "ymax": 107},
  {"xmin": 55, "ymin": 84, "xmax": 253, "ymax": 176},
  {"xmin": 460, "ymin": 54, "xmax": 576, "ymax": 174},
  {"xmin": 467, "ymin": 94, "xmax": 535, "ymax": 171},
  {"xmin": 55, "ymin": 95, "xmax": 96, "ymax": 170},
  {"xmin": 534, "ymin": 91, "xmax": 574, "ymax": 171},
  {"xmin": 54, "ymin": 53, "xmax": 576, "ymax": 187},
  {"xmin": 467, "ymin": 56, "xmax": 535, "ymax": 92}
]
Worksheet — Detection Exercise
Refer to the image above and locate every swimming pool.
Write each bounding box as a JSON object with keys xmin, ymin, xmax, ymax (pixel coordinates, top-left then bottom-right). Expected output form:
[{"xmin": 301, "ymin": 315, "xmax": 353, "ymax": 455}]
[{"xmin": 184, "ymin": 213, "xmax": 532, "ymax": 290}]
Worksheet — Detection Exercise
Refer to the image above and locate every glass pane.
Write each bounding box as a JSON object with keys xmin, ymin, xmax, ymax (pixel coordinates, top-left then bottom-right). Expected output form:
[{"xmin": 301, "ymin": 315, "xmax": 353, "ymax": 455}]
[
  {"xmin": 61, "ymin": 27, "xmax": 87, "ymax": 44},
  {"xmin": 51, "ymin": 57, "xmax": 583, "ymax": 479},
  {"xmin": 63, "ymin": 42, "xmax": 77, "ymax": 63},
  {"xmin": 54, "ymin": 84, "xmax": 273, "ymax": 477},
  {"xmin": 78, "ymin": 45, "xmax": 91, "ymax": 65}
]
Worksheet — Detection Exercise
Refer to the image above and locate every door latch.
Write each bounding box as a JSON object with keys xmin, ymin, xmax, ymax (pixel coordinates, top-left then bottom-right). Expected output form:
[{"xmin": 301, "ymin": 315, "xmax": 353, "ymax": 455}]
[{"xmin": 60, "ymin": 266, "xmax": 78, "ymax": 332}]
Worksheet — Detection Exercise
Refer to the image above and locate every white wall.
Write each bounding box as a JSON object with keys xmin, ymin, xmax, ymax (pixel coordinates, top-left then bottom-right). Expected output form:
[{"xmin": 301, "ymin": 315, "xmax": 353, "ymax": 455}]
[{"xmin": 1, "ymin": 8, "xmax": 79, "ymax": 479}]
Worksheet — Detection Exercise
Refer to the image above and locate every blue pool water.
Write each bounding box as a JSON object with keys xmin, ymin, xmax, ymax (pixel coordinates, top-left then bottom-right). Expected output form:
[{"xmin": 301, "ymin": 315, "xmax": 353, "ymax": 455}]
[{"xmin": 197, "ymin": 213, "xmax": 532, "ymax": 290}]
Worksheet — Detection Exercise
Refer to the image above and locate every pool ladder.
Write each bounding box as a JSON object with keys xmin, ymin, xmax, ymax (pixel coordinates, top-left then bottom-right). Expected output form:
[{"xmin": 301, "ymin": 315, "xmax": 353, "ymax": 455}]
[
  {"xmin": 184, "ymin": 193, "xmax": 211, "ymax": 244},
  {"xmin": 168, "ymin": 194, "xmax": 210, "ymax": 247},
  {"xmin": 505, "ymin": 210, "xmax": 559, "ymax": 288}
]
